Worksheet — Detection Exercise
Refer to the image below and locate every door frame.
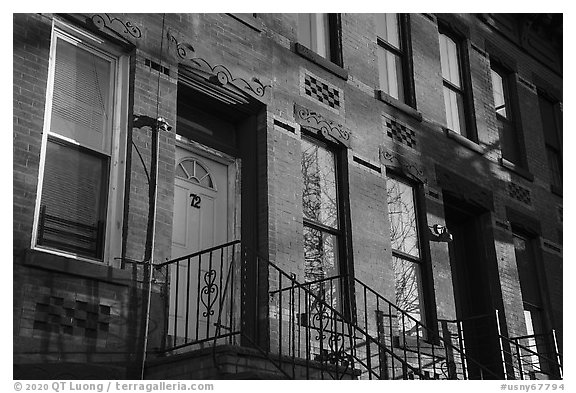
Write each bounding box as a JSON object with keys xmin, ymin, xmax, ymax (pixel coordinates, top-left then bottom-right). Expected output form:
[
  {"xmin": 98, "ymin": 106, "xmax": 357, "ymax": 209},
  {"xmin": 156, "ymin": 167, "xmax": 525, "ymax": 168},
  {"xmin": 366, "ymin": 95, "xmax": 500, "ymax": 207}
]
[
  {"xmin": 444, "ymin": 194, "xmax": 505, "ymax": 378},
  {"xmin": 164, "ymin": 136, "xmax": 242, "ymax": 349}
]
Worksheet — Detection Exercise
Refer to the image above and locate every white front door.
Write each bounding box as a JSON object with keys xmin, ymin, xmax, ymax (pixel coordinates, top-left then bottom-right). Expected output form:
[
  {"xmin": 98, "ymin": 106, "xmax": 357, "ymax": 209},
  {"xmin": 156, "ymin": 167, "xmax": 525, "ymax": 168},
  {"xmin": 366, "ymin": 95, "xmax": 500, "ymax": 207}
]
[
  {"xmin": 169, "ymin": 146, "xmax": 232, "ymax": 346},
  {"xmin": 171, "ymin": 147, "xmax": 229, "ymax": 257}
]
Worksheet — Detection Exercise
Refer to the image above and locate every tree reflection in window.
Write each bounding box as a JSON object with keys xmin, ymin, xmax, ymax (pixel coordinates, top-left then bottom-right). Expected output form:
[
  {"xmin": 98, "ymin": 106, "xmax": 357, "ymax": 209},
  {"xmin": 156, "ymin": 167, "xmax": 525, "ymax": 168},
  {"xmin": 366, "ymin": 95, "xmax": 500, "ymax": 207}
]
[
  {"xmin": 301, "ymin": 138, "xmax": 341, "ymax": 310},
  {"xmin": 387, "ymin": 177, "xmax": 424, "ymax": 335}
]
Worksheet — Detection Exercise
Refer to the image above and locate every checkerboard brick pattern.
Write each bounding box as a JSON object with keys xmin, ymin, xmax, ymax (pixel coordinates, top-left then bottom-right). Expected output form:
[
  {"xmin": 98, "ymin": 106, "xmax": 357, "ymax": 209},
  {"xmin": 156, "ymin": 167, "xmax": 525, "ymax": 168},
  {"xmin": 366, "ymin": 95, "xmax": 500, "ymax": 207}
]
[
  {"xmin": 304, "ymin": 73, "xmax": 341, "ymax": 110},
  {"xmin": 384, "ymin": 116, "xmax": 417, "ymax": 148},
  {"xmin": 33, "ymin": 295, "xmax": 111, "ymax": 341},
  {"xmin": 508, "ymin": 182, "xmax": 532, "ymax": 206}
]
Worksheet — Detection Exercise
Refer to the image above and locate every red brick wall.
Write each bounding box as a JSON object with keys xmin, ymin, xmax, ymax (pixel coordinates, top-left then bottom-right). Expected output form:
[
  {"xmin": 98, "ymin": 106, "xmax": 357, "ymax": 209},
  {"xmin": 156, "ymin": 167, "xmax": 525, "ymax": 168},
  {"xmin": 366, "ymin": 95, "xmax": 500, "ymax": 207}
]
[{"xmin": 13, "ymin": 13, "xmax": 51, "ymax": 255}]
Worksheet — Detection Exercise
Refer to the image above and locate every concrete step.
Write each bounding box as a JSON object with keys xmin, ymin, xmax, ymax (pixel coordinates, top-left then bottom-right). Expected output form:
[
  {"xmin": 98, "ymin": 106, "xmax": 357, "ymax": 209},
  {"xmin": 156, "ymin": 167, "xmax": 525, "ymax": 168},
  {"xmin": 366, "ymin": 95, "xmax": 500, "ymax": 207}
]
[{"xmin": 219, "ymin": 370, "xmax": 287, "ymax": 379}]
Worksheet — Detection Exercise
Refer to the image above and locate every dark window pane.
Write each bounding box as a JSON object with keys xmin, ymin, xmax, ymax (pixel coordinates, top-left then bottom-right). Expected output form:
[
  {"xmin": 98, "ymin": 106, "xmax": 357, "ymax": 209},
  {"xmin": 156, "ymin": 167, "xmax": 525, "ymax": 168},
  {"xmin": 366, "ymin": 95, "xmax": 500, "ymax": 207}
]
[
  {"xmin": 387, "ymin": 178, "xmax": 419, "ymax": 258},
  {"xmin": 539, "ymin": 95, "xmax": 560, "ymax": 149},
  {"xmin": 500, "ymin": 119, "xmax": 521, "ymax": 164},
  {"xmin": 304, "ymin": 226, "xmax": 338, "ymax": 280},
  {"xmin": 392, "ymin": 255, "xmax": 423, "ymax": 334},
  {"xmin": 455, "ymin": 89, "xmax": 467, "ymax": 136},
  {"xmin": 301, "ymin": 139, "xmax": 338, "ymax": 229},
  {"xmin": 546, "ymin": 146, "xmax": 562, "ymax": 187},
  {"xmin": 303, "ymin": 225, "xmax": 340, "ymax": 309},
  {"xmin": 176, "ymin": 95, "xmax": 237, "ymax": 153},
  {"xmin": 301, "ymin": 137, "xmax": 342, "ymax": 315},
  {"xmin": 513, "ymin": 234, "xmax": 542, "ymax": 307},
  {"xmin": 538, "ymin": 95, "xmax": 562, "ymax": 187},
  {"xmin": 38, "ymin": 139, "xmax": 108, "ymax": 259}
]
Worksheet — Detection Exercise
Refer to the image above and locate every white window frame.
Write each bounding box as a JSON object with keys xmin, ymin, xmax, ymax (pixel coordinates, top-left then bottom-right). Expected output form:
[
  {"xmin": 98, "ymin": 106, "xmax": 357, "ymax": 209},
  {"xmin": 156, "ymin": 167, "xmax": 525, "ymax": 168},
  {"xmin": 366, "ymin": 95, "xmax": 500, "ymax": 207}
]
[{"xmin": 31, "ymin": 20, "xmax": 128, "ymax": 266}]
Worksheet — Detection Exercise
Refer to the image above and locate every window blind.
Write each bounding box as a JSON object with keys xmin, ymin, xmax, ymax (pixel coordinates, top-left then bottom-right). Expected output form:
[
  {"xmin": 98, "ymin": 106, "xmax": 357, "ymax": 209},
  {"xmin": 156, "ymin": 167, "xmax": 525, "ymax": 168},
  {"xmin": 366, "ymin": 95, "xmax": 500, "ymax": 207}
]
[
  {"xmin": 38, "ymin": 139, "xmax": 108, "ymax": 259},
  {"xmin": 51, "ymin": 38, "xmax": 113, "ymax": 154}
]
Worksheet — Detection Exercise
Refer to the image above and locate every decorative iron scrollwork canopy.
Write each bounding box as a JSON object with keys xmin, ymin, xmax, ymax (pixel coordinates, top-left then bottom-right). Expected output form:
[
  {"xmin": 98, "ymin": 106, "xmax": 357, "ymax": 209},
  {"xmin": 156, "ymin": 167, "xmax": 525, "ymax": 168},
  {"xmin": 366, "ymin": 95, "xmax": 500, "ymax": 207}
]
[
  {"xmin": 86, "ymin": 14, "xmax": 271, "ymax": 99},
  {"xmin": 167, "ymin": 30, "xmax": 271, "ymax": 98},
  {"xmin": 294, "ymin": 104, "xmax": 351, "ymax": 148},
  {"xmin": 379, "ymin": 147, "xmax": 427, "ymax": 185},
  {"xmin": 88, "ymin": 13, "xmax": 142, "ymax": 39}
]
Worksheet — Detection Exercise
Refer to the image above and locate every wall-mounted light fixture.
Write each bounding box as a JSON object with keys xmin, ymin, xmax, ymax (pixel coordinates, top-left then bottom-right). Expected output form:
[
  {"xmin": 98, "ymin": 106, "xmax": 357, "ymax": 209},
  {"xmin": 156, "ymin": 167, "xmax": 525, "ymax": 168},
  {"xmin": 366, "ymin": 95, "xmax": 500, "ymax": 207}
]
[
  {"xmin": 133, "ymin": 115, "xmax": 172, "ymax": 132},
  {"xmin": 428, "ymin": 224, "xmax": 453, "ymax": 242}
]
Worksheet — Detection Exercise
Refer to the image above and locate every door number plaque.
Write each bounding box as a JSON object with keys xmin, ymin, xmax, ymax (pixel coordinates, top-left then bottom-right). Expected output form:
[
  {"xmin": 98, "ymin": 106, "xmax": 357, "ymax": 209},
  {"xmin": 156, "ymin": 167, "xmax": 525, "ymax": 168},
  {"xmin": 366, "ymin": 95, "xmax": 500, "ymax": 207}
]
[{"xmin": 190, "ymin": 193, "xmax": 201, "ymax": 209}]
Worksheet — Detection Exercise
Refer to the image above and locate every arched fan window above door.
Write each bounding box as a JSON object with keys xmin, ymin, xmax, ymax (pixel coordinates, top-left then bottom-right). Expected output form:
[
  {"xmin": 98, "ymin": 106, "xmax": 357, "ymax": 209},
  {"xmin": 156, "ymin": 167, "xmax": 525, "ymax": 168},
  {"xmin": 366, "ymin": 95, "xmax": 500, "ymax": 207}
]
[{"xmin": 176, "ymin": 158, "xmax": 215, "ymax": 190}]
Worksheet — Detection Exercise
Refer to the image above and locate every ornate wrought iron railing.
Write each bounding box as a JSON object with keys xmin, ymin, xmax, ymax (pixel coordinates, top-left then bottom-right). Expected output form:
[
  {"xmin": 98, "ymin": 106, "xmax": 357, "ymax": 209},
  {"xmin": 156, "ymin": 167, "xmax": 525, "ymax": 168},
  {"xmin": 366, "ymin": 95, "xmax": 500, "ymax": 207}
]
[
  {"xmin": 155, "ymin": 240, "xmax": 243, "ymax": 352},
  {"xmin": 257, "ymin": 252, "xmax": 425, "ymax": 380},
  {"xmin": 153, "ymin": 241, "xmax": 512, "ymax": 380},
  {"xmin": 154, "ymin": 242, "xmax": 429, "ymax": 379}
]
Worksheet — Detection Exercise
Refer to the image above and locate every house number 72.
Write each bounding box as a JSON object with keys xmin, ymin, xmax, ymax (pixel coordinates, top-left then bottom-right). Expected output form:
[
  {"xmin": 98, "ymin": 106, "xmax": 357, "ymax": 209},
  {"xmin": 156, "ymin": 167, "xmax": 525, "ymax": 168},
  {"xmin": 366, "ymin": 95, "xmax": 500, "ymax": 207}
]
[{"xmin": 190, "ymin": 193, "xmax": 201, "ymax": 209}]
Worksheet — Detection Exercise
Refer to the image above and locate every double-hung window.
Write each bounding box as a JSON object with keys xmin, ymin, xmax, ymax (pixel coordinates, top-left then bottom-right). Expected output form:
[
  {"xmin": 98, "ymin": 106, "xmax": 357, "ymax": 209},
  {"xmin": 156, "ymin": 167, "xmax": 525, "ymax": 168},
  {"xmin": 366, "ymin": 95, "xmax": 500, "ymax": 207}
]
[
  {"xmin": 386, "ymin": 176, "xmax": 425, "ymax": 335},
  {"xmin": 376, "ymin": 14, "xmax": 408, "ymax": 103},
  {"xmin": 34, "ymin": 24, "xmax": 126, "ymax": 262},
  {"xmin": 513, "ymin": 232, "xmax": 547, "ymax": 375},
  {"xmin": 439, "ymin": 32, "xmax": 468, "ymax": 137},
  {"xmin": 301, "ymin": 136, "xmax": 342, "ymax": 310},
  {"xmin": 298, "ymin": 13, "xmax": 341, "ymax": 65},
  {"xmin": 538, "ymin": 94, "xmax": 562, "ymax": 191},
  {"xmin": 491, "ymin": 66, "xmax": 522, "ymax": 165}
]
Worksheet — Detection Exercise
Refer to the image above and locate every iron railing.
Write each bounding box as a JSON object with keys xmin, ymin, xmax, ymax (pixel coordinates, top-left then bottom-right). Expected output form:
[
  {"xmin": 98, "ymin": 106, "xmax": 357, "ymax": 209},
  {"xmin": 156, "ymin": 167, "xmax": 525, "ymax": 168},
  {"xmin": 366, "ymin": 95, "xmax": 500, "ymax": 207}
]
[
  {"xmin": 439, "ymin": 310, "xmax": 563, "ymax": 380},
  {"xmin": 499, "ymin": 330, "xmax": 563, "ymax": 380},
  {"xmin": 352, "ymin": 277, "xmax": 500, "ymax": 379},
  {"xmin": 255, "ymin": 251, "xmax": 426, "ymax": 380},
  {"xmin": 155, "ymin": 240, "xmax": 242, "ymax": 352},
  {"xmin": 453, "ymin": 311, "xmax": 507, "ymax": 379},
  {"xmin": 153, "ymin": 241, "xmax": 556, "ymax": 380},
  {"xmin": 154, "ymin": 242, "xmax": 429, "ymax": 379}
]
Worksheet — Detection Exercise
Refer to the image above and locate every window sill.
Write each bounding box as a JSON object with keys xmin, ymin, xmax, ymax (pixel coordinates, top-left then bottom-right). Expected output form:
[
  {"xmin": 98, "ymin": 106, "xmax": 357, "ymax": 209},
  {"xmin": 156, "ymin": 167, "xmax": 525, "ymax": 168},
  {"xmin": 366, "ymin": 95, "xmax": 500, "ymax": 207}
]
[
  {"xmin": 294, "ymin": 42, "xmax": 348, "ymax": 80},
  {"xmin": 444, "ymin": 128, "xmax": 485, "ymax": 155},
  {"xmin": 550, "ymin": 184, "xmax": 563, "ymax": 197},
  {"xmin": 226, "ymin": 13, "xmax": 263, "ymax": 33},
  {"xmin": 499, "ymin": 158, "xmax": 534, "ymax": 182},
  {"xmin": 23, "ymin": 249, "xmax": 134, "ymax": 287},
  {"xmin": 376, "ymin": 90, "xmax": 422, "ymax": 122}
]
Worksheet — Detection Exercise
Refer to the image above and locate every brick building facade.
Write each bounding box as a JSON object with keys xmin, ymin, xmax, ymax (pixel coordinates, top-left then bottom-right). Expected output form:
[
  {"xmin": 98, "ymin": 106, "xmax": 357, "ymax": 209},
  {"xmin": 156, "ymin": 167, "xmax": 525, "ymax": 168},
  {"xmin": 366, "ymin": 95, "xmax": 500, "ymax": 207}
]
[{"xmin": 13, "ymin": 13, "xmax": 562, "ymax": 380}]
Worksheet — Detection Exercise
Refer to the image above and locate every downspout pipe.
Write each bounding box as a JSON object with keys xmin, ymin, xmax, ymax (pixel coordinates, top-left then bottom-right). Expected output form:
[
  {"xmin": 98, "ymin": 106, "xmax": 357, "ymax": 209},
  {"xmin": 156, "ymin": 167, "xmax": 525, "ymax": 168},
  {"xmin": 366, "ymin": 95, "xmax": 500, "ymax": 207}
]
[{"xmin": 133, "ymin": 115, "xmax": 171, "ymax": 380}]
